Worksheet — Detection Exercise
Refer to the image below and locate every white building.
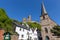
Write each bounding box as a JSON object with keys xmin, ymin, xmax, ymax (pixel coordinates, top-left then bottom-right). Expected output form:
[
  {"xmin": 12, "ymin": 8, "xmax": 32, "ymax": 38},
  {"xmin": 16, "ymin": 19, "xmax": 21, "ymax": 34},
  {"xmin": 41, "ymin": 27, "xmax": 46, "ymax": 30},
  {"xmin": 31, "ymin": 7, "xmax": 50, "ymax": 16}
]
[{"xmin": 14, "ymin": 22, "xmax": 38, "ymax": 40}]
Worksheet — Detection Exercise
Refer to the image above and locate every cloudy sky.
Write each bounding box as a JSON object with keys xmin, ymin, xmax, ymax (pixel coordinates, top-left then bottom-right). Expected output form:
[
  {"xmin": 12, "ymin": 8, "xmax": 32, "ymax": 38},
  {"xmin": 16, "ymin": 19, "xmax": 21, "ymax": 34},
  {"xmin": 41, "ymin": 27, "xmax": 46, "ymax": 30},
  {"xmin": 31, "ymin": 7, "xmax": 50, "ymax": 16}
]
[{"xmin": 0, "ymin": 0, "xmax": 60, "ymax": 25}]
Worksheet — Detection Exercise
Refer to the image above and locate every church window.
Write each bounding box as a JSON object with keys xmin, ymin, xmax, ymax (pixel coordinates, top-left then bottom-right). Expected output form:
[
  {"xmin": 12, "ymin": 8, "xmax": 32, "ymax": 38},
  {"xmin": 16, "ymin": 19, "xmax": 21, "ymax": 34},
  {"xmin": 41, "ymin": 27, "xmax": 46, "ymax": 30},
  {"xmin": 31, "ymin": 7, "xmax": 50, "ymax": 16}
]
[
  {"xmin": 45, "ymin": 28, "xmax": 48, "ymax": 33},
  {"xmin": 45, "ymin": 36, "xmax": 49, "ymax": 40},
  {"xmin": 43, "ymin": 15, "xmax": 45, "ymax": 19}
]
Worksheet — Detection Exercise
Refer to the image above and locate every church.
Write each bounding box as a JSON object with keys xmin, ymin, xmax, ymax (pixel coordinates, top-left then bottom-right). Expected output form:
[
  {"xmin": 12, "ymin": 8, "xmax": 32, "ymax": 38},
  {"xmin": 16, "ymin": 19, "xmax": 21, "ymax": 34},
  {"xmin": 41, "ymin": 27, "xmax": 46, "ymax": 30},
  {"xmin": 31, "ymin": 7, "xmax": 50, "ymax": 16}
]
[
  {"xmin": 22, "ymin": 2, "xmax": 60, "ymax": 40},
  {"xmin": 40, "ymin": 2, "xmax": 60, "ymax": 40}
]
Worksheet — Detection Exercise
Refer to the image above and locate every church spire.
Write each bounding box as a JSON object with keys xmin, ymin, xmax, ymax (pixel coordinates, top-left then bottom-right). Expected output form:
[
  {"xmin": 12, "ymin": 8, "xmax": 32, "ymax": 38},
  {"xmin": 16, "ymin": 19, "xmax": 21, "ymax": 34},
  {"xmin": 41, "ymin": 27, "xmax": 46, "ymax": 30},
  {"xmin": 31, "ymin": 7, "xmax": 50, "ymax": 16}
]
[{"xmin": 41, "ymin": 2, "xmax": 47, "ymax": 16}]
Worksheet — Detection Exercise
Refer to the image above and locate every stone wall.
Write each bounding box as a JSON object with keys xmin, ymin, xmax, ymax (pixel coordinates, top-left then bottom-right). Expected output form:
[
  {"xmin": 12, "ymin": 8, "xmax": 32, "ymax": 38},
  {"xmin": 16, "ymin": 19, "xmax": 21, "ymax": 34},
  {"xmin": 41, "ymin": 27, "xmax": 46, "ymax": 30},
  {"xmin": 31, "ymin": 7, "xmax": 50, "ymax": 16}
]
[
  {"xmin": 11, "ymin": 34, "xmax": 18, "ymax": 40},
  {"xmin": 0, "ymin": 29, "xmax": 4, "ymax": 40}
]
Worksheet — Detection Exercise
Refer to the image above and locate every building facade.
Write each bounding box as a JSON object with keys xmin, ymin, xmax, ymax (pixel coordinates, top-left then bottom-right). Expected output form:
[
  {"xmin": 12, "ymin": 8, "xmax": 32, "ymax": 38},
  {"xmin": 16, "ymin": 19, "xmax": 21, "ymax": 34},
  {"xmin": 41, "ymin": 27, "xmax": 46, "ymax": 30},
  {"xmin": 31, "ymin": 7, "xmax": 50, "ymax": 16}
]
[
  {"xmin": 14, "ymin": 22, "xmax": 38, "ymax": 40},
  {"xmin": 40, "ymin": 2, "xmax": 60, "ymax": 40}
]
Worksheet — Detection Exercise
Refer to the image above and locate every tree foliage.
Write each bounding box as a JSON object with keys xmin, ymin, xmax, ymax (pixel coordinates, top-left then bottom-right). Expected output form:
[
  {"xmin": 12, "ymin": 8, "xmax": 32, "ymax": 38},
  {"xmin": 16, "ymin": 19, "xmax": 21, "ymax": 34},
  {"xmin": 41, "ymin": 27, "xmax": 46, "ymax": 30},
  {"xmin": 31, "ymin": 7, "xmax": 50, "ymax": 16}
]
[
  {"xmin": 27, "ymin": 22, "xmax": 41, "ymax": 31},
  {"xmin": 51, "ymin": 26, "xmax": 60, "ymax": 36},
  {"xmin": 0, "ymin": 8, "xmax": 13, "ymax": 34},
  {"xmin": 0, "ymin": 8, "xmax": 8, "ymax": 22}
]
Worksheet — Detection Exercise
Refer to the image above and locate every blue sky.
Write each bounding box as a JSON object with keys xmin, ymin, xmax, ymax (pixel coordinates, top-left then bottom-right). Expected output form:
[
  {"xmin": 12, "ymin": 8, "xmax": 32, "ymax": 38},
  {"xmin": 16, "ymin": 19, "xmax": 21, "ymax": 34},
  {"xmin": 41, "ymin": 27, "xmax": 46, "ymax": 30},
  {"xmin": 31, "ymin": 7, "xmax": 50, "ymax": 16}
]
[{"xmin": 0, "ymin": 0, "xmax": 60, "ymax": 25}]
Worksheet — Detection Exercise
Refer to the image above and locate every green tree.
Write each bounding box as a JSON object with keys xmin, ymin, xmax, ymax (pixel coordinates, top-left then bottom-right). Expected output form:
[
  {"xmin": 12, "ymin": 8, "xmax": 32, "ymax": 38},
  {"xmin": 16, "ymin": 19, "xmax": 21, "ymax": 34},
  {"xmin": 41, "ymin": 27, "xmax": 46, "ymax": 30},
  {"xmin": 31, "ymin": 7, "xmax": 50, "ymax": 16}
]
[
  {"xmin": 0, "ymin": 8, "xmax": 14, "ymax": 34},
  {"xmin": 0, "ymin": 8, "xmax": 8, "ymax": 22},
  {"xmin": 51, "ymin": 26, "xmax": 60, "ymax": 36},
  {"xmin": 27, "ymin": 22, "xmax": 41, "ymax": 31}
]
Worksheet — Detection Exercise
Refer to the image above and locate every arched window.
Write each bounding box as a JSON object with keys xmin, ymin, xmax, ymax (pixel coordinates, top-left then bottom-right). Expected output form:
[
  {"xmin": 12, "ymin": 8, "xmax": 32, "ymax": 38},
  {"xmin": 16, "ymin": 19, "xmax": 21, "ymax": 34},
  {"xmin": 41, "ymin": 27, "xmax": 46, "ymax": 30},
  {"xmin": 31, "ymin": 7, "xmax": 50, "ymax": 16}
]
[
  {"xmin": 43, "ymin": 15, "xmax": 45, "ymax": 19},
  {"xmin": 45, "ymin": 28, "xmax": 48, "ymax": 33},
  {"xmin": 45, "ymin": 36, "xmax": 49, "ymax": 40}
]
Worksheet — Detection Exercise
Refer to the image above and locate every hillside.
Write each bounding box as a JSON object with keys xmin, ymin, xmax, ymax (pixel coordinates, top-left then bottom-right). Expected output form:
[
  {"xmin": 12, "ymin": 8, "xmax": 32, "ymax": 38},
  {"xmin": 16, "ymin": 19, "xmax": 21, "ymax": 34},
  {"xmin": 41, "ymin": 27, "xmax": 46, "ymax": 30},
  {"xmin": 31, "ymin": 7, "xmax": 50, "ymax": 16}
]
[
  {"xmin": 0, "ymin": 8, "xmax": 13, "ymax": 33},
  {"xmin": 0, "ymin": 8, "xmax": 41, "ymax": 34}
]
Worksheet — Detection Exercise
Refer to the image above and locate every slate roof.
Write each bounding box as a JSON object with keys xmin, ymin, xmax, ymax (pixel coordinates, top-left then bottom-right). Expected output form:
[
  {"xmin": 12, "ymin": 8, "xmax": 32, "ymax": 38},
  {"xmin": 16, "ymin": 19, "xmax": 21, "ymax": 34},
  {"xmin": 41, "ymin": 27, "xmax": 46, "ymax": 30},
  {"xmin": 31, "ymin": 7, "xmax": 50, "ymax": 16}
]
[{"xmin": 13, "ymin": 22, "xmax": 30, "ymax": 30}]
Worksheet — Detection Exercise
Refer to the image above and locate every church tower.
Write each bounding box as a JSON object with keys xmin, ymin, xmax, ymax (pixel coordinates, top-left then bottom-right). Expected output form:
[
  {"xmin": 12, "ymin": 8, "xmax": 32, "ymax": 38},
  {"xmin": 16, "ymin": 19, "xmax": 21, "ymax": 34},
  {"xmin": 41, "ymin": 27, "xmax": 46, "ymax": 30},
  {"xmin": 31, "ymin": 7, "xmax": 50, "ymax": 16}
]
[
  {"xmin": 40, "ymin": 2, "xmax": 57, "ymax": 40},
  {"xmin": 27, "ymin": 15, "xmax": 31, "ymax": 22}
]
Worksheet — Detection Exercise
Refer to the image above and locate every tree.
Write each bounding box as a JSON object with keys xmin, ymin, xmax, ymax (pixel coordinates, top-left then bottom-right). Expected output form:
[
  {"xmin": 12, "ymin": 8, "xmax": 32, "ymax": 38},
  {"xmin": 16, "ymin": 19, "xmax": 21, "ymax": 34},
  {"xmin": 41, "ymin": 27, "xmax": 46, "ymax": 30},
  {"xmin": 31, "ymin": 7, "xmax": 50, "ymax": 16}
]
[
  {"xmin": 51, "ymin": 26, "xmax": 60, "ymax": 36},
  {"xmin": 27, "ymin": 22, "xmax": 41, "ymax": 31},
  {"xmin": 0, "ymin": 8, "xmax": 8, "ymax": 22},
  {"xmin": 0, "ymin": 8, "xmax": 14, "ymax": 34}
]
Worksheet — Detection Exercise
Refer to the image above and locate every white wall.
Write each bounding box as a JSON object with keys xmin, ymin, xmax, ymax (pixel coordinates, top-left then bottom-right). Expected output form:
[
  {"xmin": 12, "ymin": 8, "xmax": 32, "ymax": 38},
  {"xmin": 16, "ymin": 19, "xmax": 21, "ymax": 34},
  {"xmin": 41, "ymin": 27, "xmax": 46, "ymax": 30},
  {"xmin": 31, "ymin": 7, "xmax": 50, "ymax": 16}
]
[{"xmin": 15, "ymin": 26, "xmax": 38, "ymax": 40}]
